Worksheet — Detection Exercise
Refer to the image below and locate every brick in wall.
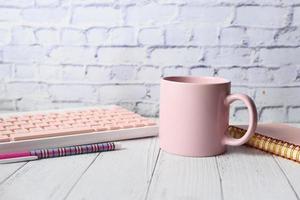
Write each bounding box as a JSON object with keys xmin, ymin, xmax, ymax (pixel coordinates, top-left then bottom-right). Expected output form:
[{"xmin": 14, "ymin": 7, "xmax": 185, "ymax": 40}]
[
  {"xmin": 0, "ymin": 8, "xmax": 21, "ymax": 21},
  {"xmin": 49, "ymin": 85, "xmax": 97, "ymax": 102},
  {"xmin": 0, "ymin": 29, "xmax": 10, "ymax": 45},
  {"xmin": 85, "ymin": 66, "xmax": 112, "ymax": 83},
  {"xmin": 61, "ymin": 28, "xmax": 86, "ymax": 45},
  {"xmin": 180, "ymin": 6, "xmax": 233, "ymax": 24},
  {"xmin": 97, "ymin": 47, "xmax": 146, "ymax": 65},
  {"xmin": 3, "ymin": 45, "xmax": 47, "ymax": 63},
  {"xmin": 22, "ymin": 8, "xmax": 68, "ymax": 23},
  {"xmin": 72, "ymin": 7, "xmax": 122, "ymax": 26},
  {"xmin": 86, "ymin": 28, "xmax": 108, "ymax": 45},
  {"xmin": 49, "ymin": 47, "xmax": 97, "ymax": 64},
  {"xmin": 35, "ymin": 28, "xmax": 60, "ymax": 45},
  {"xmin": 126, "ymin": 4, "xmax": 177, "ymax": 26},
  {"xmin": 12, "ymin": 26, "xmax": 36, "ymax": 45},
  {"xmin": 259, "ymin": 48, "xmax": 300, "ymax": 66},
  {"xmin": 139, "ymin": 28, "xmax": 164, "ymax": 45},
  {"xmin": 235, "ymin": 6, "xmax": 288, "ymax": 28},
  {"xmin": 150, "ymin": 48, "xmax": 202, "ymax": 66},
  {"xmin": 203, "ymin": 48, "xmax": 253, "ymax": 66},
  {"xmin": 100, "ymin": 85, "xmax": 147, "ymax": 103}
]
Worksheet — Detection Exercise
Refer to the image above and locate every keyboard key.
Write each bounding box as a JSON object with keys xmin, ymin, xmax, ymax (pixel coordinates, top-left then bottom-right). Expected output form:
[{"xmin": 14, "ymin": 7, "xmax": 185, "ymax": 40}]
[
  {"xmin": 6, "ymin": 125, "xmax": 20, "ymax": 130},
  {"xmin": 29, "ymin": 127, "xmax": 44, "ymax": 132},
  {"xmin": 43, "ymin": 125, "xmax": 58, "ymax": 130},
  {"xmin": 107, "ymin": 125, "xmax": 121, "ymax": 130},
  {"xmin": 12, "ymin": 127, "xmax": 95, "ymax": 141},
  {"xmin": 14, "ymin": 120, "xmax": 29, "ymax": 126},
  {"xmin": 132, "ymin": 123, "xmax": 145, "ymax": 127},
  {"xmin": 36, "ymin": 122, "xmax": 49, "ymax": 127},
  {"xmin": 13, "ymin": 129, "xmax": 29, "ymax": 134},
  {"xmin": 92, "ymin": 126, "xmax": 108, "ymax": 131},
  {"xmin": 0, "ymin": 135, "xmax": 10, "ymax": 142},
  {"xmin": 143, "ymin": 119, "xmax": 156, "ymax": 126},
  {"xmin": 22, "ymin": 124, "xmax": 36, "ymax": 129},
  {"xmin": 0, "ymin": 130, "xmax": 14, "ymax": 136},
  {"xmin": 1, "ymin": 122, "xmax": 13, "ymax": 127},
  {"xmin": 119, "ymin": 123, "xmax": 134, "ymax": 128}
]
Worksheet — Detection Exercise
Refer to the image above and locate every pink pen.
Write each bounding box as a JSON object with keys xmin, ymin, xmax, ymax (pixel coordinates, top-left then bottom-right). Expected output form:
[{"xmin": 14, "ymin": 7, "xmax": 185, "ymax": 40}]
[
  {"xmin": 0, "ymin": 151, "xmax": 30, "ymax": 159},
  {"xmin": 0, "ymin": 142, "xmax": 121, "ymax": 164}
]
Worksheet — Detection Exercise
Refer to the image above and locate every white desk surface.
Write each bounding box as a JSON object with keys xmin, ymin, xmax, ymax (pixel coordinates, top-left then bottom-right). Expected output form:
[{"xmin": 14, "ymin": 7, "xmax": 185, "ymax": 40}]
[{"xmin": 1, "ymin": 126, "xmax": 300, "ymax": 200}]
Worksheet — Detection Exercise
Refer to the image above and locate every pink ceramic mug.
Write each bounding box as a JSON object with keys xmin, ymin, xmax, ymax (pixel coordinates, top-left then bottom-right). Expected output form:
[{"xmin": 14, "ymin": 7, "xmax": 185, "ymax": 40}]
[{"xmin": 159, "ymin": 76, "xmax": 257, "ymax": 157}]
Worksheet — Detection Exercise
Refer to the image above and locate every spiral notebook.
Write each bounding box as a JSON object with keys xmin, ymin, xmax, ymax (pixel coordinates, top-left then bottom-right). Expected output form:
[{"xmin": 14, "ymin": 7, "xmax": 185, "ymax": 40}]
[{"xmin": 229, "ymin": 124, "xmax": 300, "ymax": 163}]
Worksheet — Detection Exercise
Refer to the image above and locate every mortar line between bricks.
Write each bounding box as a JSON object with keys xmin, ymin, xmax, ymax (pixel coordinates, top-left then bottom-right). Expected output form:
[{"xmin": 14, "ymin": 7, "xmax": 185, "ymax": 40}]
[{"xmin": 5, "ymin": 81, "xmax": 300, "ymax": 88}]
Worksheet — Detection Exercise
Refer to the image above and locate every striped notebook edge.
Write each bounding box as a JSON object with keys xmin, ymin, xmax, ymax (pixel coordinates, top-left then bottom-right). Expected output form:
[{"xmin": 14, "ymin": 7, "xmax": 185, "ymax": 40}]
[{"xmin": 228, "ymin": 126, "xmax": 300, "ymax": 163}]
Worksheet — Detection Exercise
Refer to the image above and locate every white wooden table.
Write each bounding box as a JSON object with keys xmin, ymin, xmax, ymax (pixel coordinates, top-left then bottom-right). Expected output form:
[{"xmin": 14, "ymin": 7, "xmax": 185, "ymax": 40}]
[{"xmin": 1, "ymin": 134, "xmax": 300, "ymax": 200}]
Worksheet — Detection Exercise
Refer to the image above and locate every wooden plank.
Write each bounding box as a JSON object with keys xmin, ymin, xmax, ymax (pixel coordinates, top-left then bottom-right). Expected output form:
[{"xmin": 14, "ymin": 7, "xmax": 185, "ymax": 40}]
[
  {"xmin": 0, "ymin": 153, "xmax": 99, "ymax": 200},
  {"xmin": 274, "ymin": 156, "xmax": 300, "ymax": 198},
  {"xmin": 0, "ymin": 162, "xmax": 26, "ymax": 184},
  {"xmin": 146, "ymin": 151, "xmax": 222, "ymax": 200},
  {"xmin": 65, "ymin": 137, "xmax": 160, "ymax": 200},
  {"xmin": 272, "ymin": 121, "xmax": 300, "ymax": 198},
  {"xmin": 217, "ymin": 146, "xmax": 298, "ymax": 200}
]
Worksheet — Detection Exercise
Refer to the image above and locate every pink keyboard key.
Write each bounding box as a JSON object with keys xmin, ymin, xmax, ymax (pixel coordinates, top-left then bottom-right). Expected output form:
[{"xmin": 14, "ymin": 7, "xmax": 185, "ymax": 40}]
[
  {"xmin": 37, "ymin": 122, "xmax": 50, "ymax": 127},
  {"xmin": 51, "ymin": 121, "xmax": 63, "ymax": 126},
  {"xmin": 5, "ymin": 117, "xmax": 17, "ymax": 122},
  {"xmin": 2, "ymin": 122, "xmax": 13, "ymax": 127},
  {"xmin": 0, "ymin": 135, "xmax": 10, "ymax": 142},
  {"xmin": 132, "ymin": 123, "xmax": 145, "ymax": 127},
  {"xmin": 70, "ymin": 116, "xmax": 81, "ymax": 120},
  {"xmin": 58, "ymin": 124, "xmax": 73, "ymax": 128},
  {"xmin": 62, "ymin": 120, "xmax": 75, "ymax": 124},
  {"xmin": 44, "ymin": 118, "xmax": 56, "ymax": 123},
  {"xmin": 142, "ymin": 119, "xmax": 156, "ymax": 126},
  {"xmin": 14, "ymin": 120, "xmax": 29, "ymax": 126},
  {"xmin": 107, "ymin": 125, "xmax": 121, "ymax": 130},
  {"xmin": 5, "ymin": 125, "xmax": 20, "ymax": 131},
  {"xmin": 118, "ymin": 123, "xmax": 134, "ymax": 128},
  {"xmin": 92, "ymin": 126, "xmax": 108, "ymax": 131},
  {"xmin": 31, "ymin": 119, "xmax": 42, "ymax": 124},
  {"xmin": 0, "ymin": 130, "xmax": 14, "ymax": 136},
  {"xmin": 29, "ymin": 127, "xmax": 44, "ymax": 132},
  {"xmin": 22, "ymin": 124, "xmax": 36, "ymax": 129},
  {"xmin": 12, "ymin": 127, "xmax": 95, "ymax": 141},
  {"xmin": 72, "ymin": 123, "xmax": 87, "ymax": 127},
  {"xmin": 13, "ymin": 129, "xmax": 29, "ymax": 134},
  {"xmin": 43, "ymin": 125, "xmax": 58, "ymax": 130}
]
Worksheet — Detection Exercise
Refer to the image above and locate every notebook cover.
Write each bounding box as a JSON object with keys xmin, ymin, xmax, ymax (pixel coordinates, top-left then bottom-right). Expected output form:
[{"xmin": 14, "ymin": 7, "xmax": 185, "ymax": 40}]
[
  {"xmin": 229, "ymin": 123, "xmax": 300, "ymax": 163},
  {"xmin": 235, "ymin": 123, "xmax": 300, "ymax": 145}
]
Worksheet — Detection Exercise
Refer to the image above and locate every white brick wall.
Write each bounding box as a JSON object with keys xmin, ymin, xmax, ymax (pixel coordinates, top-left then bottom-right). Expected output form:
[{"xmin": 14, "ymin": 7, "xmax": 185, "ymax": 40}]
[
  {"xmin": 235, "ymin": 7, "xmax": 288, "ymax": 28},
  {"xmin": 0, "ymin": 0, "xmax": 300, "ymax": 123}
]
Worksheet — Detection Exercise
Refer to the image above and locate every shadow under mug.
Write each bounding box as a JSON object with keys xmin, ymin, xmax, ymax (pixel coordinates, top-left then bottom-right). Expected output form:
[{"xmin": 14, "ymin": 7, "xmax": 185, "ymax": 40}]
[{"xmin": 159, "ymin": 76, "xmax": 257, "ymax": 157}]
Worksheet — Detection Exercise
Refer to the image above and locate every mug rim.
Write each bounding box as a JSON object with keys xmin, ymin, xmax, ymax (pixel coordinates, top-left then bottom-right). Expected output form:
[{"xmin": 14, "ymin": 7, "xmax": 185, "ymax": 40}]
[{"xmin": 162, "ymin": 76, "xmax": 230, "ymax": 86}]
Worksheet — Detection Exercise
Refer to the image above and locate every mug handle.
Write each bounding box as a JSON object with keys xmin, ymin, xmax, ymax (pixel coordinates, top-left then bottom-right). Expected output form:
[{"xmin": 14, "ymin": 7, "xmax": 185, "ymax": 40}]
[{"xmin": 222, "ymin": 94, "xmax": 258, "ymax": 146}]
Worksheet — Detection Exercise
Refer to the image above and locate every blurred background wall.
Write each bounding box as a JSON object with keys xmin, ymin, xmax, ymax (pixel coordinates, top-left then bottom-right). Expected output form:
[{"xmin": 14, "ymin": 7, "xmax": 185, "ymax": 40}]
[{"xmin": 0, "ymin": 0, "xmax": 299, "ymax": 123}]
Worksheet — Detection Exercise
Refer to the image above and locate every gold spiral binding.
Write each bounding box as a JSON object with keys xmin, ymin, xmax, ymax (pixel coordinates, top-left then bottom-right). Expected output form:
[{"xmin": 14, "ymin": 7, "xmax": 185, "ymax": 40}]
[{"xmin": 228, "ymin": 126, "xmax": 300, "ymax": 164}]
